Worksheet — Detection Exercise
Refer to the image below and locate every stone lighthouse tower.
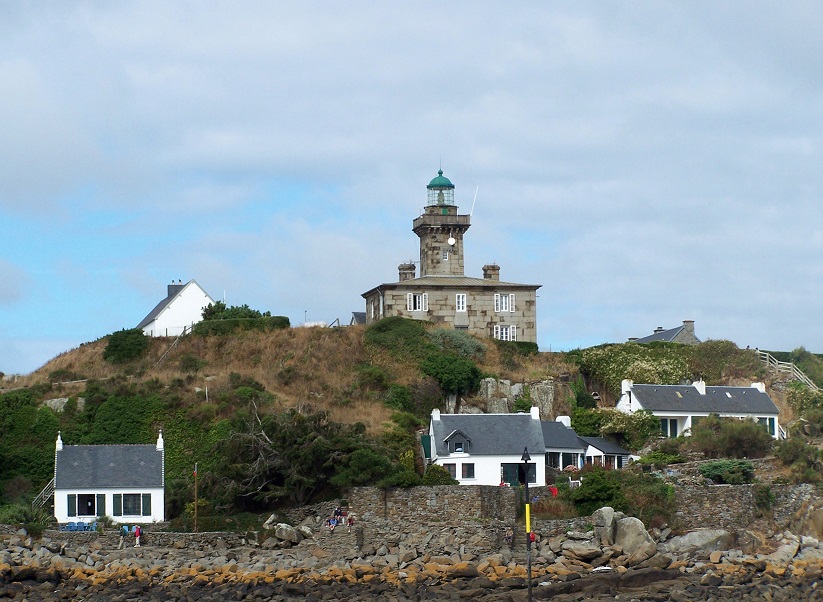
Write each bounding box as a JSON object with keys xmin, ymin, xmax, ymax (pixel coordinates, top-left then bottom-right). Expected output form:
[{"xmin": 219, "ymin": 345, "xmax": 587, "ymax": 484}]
[{"xmin": 412, "ymin": 169, "xmax": 472, "ymax": 277}]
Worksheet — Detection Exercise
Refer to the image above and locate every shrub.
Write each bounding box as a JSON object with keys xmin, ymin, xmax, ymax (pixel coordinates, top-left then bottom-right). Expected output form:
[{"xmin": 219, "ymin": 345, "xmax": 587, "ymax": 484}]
[
  {"xmin": 421, "ymin": 464, "xmax": 458, "ymax": 485},
  {"xmin": 753, "ymin": 484, "xmax": 775, "ymax": 517},
  {"xmin": 355, "ymin": 363, "xmax": 390, "ymax": 392},
  {"xmin": 688, "ymin": 415, "xmax": 773, "ymax": 459},
  {"xmin": 103, "ymin": 329, "xmax": 148, "ymax": 364},
  {"xmin": 179, "ymin": 354, "xmax": 206, "ymax": 374},
  {"xmin": 637, "ymin": 450, "xmax": 686, "ymax": 468},
  {"xmin": 420, "ymin": 353, "xmax": 481, "ymax": 396},
  {"xmin": 379, "ymin": 470, "xmax": 422, "ymax": 488},
  {"xmin": 774, "ymin": 438, "xmax": 821, "ymax": 483},
  {"xmin": 599, "ymin": 409, "xmax": 661, "ymax": 451},
  {"xmin": 428, "ymin": 329, "xmax": 486, "ymax": 359},
  {"xmin": 364, "ymin": 317, "xmax": 432, "ymax": 359},
  {"xmin": 570, "ymin": 407, "xmax": 604, "ymax": 437},
  {"xmin": 698, "ymin": 460, "xmax": 755, "ymax": 484},
  {"xmin": 384, "ymin": 385, "xmax": 413, "ymax": 412},
  {"xmin": 569, "ymin": 376, "xmax": 596, "ymax": 409}
]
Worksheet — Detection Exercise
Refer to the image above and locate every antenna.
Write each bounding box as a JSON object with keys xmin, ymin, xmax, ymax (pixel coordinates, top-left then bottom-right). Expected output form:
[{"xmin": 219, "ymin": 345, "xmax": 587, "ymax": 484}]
[{"xmin": 469, "ymin": 186, "xmax": 479, "ymax": 216}]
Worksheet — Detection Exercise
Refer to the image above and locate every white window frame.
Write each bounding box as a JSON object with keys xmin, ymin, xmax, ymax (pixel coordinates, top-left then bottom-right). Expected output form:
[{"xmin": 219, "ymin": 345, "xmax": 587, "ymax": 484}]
[
  {"xmin": 406, "ymin": 292, "xmax": 428, "ymax": 312},
  {"xmin": 493, "ymin": 325, "xmax": 517, "ymax": 341},
  {"xmin": 455, "ymin": 293, "xmax": 467, "ymax": 312},
  {"xmin": 494, "ymin": 293, "xmax": 515, "ymax": 313},
  {"xmin": 442, "ymin": 250, "xmax": 449, "ymax": 261}
]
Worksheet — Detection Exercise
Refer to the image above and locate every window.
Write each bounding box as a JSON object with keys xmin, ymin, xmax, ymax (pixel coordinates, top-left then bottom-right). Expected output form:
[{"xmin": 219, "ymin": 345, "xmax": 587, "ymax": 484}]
[
  {"xmin": 78, "ymin": 493, "xmax": 96, "ymax": 516},
  {"xmin": 757, "ymin": 417, "xmax": 776, "ymax": 436},
  {"xmin": 455, "ymin": 293, "xmax": 466, "ymax": 312},
  {"xmin": 547, "ymin": 452, "xmax": 561, "ymax": 468},
  {"xmin": 493, "ymin": 325, "xmax": 517, "ymax": 341},
  {"xmin": 442, "ymin": 250, "xmax": 449, "ymax": 261},
  {"xmin": 501, "ymin": 462, "xmax": 535, "ymax": 485},
  {"xmin": 67, "ymin": 494, "xmax": 77, "ymax": 517},
  {"xmin": 123, "ymin": 494, "xmax": 142, "ymax": 516},
  {"xmin": 443, "ymin": 463, "xmax": 457, "ymax": 479},
  {"xmin": 494, "ymin": 293, "xmax": 515, "ymax": 312},
  {"xmin": 461, "ymin": 463, "xmax": 475, "ymax": 479},
  {"xmin": 406, "ymin": 292, "xmax": 428, "ymax": 312},
  {"xmin": 660, "ymin": 418, "xmax": 678, "ymax": 438}
]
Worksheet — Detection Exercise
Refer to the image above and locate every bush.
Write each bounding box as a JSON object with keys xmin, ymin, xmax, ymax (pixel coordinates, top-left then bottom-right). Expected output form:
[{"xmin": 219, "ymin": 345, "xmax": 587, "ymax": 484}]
[
  {"xmin": 420, "ymin": 353, "xmax": 481, "ymax": 396},
  {"xmin": 193, "ymin": 316, "xmax": 289, "ymax": 335},
  {"xmin": 421, "ymin": 464, "xmax": 458, "ymax": 485},
  {"xmin": 103, "ymin": 329, "xmax": 148, "ymax": 364},
  {"xmin": 698, "ymin": 460, "xmax": 755, "ymax": 484},
  {"xmin": 637, "ymin": 450, "xmax": 686, "ymax": 468},
  {"xmin": 384, "ymin": 385, "xmax": 413, "ymax": 412},
  {"xmin": 688, "ymin": 415, "xmax": 774, "ymax": 459},
  {"xmin": 364, "ymin": 317, "xmax": 432, "ymax": 359},
  {"xmin": 774, "ymin": 438, "xmax": 821, "ymax": 483},
  {"xmin": 428, "ymin": 329, "xmax": 485, "ymax": 359}
]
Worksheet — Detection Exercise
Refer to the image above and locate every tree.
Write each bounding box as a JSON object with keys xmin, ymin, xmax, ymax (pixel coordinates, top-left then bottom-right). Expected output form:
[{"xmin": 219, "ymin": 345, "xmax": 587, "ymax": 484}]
[
  {"xmin": 421, "ymin": 464, "xmax": 458, "ymax": 485},
  {"xmin": 103, "ymin": 329, "xmax": 148, "ymax": 364},
  {"xmin": 420, "ymin": 353, "xmax": 481, "ymax": 396}
]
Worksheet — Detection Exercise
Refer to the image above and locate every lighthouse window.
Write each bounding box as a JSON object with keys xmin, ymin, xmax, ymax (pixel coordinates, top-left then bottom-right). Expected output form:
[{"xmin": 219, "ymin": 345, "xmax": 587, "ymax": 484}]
[{"xmin": 442, "ymin": 250, "xmax": 449, "ymax": 260}]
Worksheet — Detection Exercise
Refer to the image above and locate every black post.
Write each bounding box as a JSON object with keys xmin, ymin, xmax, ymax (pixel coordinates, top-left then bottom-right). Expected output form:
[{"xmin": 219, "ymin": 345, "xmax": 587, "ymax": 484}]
[{"xmin": 521, "ymin": 447, "xmax": 532, "ymax": 602}]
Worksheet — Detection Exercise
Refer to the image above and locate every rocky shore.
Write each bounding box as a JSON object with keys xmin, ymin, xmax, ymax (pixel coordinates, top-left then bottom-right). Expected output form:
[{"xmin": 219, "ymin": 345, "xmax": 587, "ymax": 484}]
[{"xmin": 2, "ymin": 506, "xmax": 822, "ymax": 601}]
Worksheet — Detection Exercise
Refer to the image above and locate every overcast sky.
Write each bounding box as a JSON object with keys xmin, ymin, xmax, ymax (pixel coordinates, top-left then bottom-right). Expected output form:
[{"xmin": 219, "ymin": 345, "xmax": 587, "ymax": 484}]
[{"xmin": 2, "ymin": 1, "xmax": 823, "ymax": 375}]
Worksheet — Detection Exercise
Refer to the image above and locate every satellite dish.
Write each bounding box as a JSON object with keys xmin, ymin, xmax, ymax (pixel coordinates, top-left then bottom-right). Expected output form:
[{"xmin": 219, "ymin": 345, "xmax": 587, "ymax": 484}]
[{"xmin": 447, "ymin": 237, "xmax": 456, "ymax": 246}]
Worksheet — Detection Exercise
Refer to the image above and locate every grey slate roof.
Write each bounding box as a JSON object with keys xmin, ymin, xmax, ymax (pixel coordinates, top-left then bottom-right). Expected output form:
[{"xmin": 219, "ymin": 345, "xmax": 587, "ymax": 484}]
[
  {"xmin": 579, "ymin": 436, "xmax": 630, "ymax": 456},
  {"xmin": 631, "ymin": 384, "xmax": 779, "ymax": 415},
  {"xmin": 350, "ymin": 312, "xmax": 366, "ymax": 325},
  {"xmin": 541, "ymin": 421, "xmax": 586, "ymax": 450},
  {"xmin": 431, "ymin": 413, "xmax": 545, "ymax": 457},
  {"xmin": 55, "ymin": 445, "xmax": 164, "ymax": 489},
  {"xmin": 362, "ymin": 275, "xmax": 541, "ymax": 297},
  {"xmin": 634, "ymin": 324, "xmax": 687, "ymax": 343}
]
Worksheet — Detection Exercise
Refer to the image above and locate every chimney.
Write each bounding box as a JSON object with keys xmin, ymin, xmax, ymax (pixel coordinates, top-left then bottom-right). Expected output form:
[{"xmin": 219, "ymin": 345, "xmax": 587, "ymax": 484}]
[
  {"xmin": 683, "ymin": 320, "xmax": 695, "ymax": 335},
  {"xmin": 56, "ymin": 431, "xmax": 63, "ymax": 452},
  {"xmin": 432, "ymin": 408, "xmax": 441, "ymax": 421},
  {"xmin": 693, "ymin": 379, "xmax": 706, "ymax": 395},
  {"xmin": 482, "ymin": 264, "xmax": 500, "ymax": 281},
  {"xmin": 751, "ymin": 382, "xmax": 766, "ymax": 393},
  {"xmin": 557, "ymin": 415, "xmax": 572, "ymax": 428},
  {"xmin": 530, "ymin": 406, "xmax": 540, "ymax": 420},
  {"xmin": 156, "ymin": 430, "xmax": 165, "ymax": 451},
  {"xmin": 167, "ymin": 281, "xmax": 185, "ymax": 297},
  {"xmin": 398, "ymin": 263, "xmax": 416, "ymax": 282}
]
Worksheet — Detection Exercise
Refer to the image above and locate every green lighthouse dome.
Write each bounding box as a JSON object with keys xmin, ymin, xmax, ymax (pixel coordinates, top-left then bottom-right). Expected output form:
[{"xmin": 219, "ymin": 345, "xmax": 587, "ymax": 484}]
[{"xmin": 426, "ymin": 169, "xmax": 455, "ymax": 205}]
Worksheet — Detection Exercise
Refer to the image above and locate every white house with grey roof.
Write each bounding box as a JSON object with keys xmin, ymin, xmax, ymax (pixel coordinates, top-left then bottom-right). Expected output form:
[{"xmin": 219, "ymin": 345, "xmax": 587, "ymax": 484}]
[
  {"xmin": 137, "ymin": 279, "xmax": 214, "ymax": 337},
  {"xmin": 53, "ymin": 432, "xmax": 165, "ymax": 524},
  {"xmin": 423, "ymin": 407, "xmax": 547, "ymax": 486},
  {"xmin": 362, "ymin": 170, "xmax": 540, "ymax": 343},
  {"xmin": 616, "ymin": 379, "xmax": 782, "ymax": 440},
  {"xmin": 541, "ymin": 419, "xmax": 586, "ymax": 470}
]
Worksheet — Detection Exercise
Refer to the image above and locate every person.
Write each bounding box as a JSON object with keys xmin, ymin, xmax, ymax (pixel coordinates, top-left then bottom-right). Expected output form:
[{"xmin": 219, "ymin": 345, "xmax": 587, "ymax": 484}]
[
  {"xmin": 333, "ymin": 506, "xmax": 342, "ymax": 520},
  {"xmin": 134, "ymin": 524, "xmax": 142, "ymax": 547},
  {"xmin": 346, "ymin": 513, "xmax": 355, "ymax": 532},
  {"xmin": 504, "ymin": 526, "xmax": 513, "ymax": 546},
  {"xmin": 329, "ymin": 516, "xmax": 338, "ymax": 533}
]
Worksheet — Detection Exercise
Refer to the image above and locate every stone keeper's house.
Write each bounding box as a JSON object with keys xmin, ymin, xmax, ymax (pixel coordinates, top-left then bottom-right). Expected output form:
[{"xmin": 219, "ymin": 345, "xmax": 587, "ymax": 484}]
[{"xmin": 362, "ymin": 170, "xmax": 540, "ymax": 343}]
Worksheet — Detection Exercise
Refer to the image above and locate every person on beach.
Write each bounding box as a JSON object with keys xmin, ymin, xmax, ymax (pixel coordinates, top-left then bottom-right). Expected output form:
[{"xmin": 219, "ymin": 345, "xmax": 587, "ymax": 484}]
[
  {"xmin": 504, "ymin": 526, "xmax": 513, "ymax": 546},
  {"xmin": 134, "ymin": 524, "xmax": 142, "ymax": 547},
  {"xmin": 329, "ymin": 516, "xmax": 338, "ymax": 533}
]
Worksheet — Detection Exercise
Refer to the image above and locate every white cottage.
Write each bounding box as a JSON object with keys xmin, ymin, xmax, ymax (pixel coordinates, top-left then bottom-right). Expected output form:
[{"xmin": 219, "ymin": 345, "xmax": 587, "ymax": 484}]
[
  {"xmin": 616, "ymin": 379, "xmax": 782, "ymax": 439},
  {"xmin": 53, "ymin": 432, "xmax": 165, "ymax": 524},
  {"xmin": 137, "ymin": 279, "xmax": 214, "ymax": 337},
  {"xmin": 422, "ymin": 407, "xmax": 546, "ymax": 486}
]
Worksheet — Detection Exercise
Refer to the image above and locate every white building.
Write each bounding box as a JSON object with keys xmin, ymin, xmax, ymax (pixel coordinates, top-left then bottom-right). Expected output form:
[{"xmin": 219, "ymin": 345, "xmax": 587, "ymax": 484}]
[
  {"xmin": 423, "ymin": 407, "xmax": 547, "ymax": 486},
  {"xmin": 53, "ymin": 432, "xmax": 166, "ymax": 525},
  {"xmin": 616, "ymin": 379, "xmax": 782, "ymax": 439},
  {"xmin": 137, "ymin": 280, "xmax": 214, "ymax": 337}
]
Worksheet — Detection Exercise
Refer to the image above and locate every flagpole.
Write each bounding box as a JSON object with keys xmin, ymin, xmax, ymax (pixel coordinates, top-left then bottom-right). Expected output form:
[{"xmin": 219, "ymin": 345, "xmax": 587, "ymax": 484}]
[{"xmin": 194, "ymin": 463, "xmax": 198, "ymax": 533}]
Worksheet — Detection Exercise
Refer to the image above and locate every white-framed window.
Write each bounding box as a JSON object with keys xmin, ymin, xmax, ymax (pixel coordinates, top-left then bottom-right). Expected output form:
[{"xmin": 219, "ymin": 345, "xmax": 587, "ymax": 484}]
[
  {"xmin": 370, "ymin": 301, "xmax": 375, "ymax": 320},
  {"xmin": 455, "ymin": 293, "xmax": 466, "ymax": 312},
  {"xmin": 494, "ymin": 293, "xmax": 515, "ymax": 312},
  {"xmin": 442, "ymin": 250, "xmax": 449, "ymax": 261},
  {"xmin": 493, "ymin": 325, "xmax": 517, "ymax": 341},
  {"xmin": 406, "ymin": 292, "xmax": 428, "ymax": 312}
]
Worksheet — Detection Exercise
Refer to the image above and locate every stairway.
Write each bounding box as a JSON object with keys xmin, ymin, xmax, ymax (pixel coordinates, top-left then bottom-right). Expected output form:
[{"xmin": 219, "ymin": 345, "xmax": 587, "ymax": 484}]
[{"xmin": 32, "ymin": 477, "xmax": 55, "ymax": 509}]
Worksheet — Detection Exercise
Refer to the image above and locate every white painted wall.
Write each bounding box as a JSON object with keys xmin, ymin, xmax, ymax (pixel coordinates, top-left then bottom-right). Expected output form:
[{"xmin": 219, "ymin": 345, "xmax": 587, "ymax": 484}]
[
  {"xmin": 143, "ymin": 282, "xmax": 213, "ymax": 337},
  {"xmin": 54, "ymin": 487, "xmax": 165, "ymax": 524},
  {"xmin": 436, "ymin": 454, "xmax": 546, "ymax": 487}
]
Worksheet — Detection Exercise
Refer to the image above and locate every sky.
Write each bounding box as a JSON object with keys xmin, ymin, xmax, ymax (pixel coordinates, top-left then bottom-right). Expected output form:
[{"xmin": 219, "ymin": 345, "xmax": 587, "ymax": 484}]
[{"xmin": 2, "ymin": 1, "xmax": 823, "ymax": 375}]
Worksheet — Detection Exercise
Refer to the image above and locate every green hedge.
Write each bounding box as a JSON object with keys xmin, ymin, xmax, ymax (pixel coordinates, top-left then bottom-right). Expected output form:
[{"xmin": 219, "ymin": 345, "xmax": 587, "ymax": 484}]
[{"xmin": 192, "ymin": 316, "xmax": 290, "ymax": 335}]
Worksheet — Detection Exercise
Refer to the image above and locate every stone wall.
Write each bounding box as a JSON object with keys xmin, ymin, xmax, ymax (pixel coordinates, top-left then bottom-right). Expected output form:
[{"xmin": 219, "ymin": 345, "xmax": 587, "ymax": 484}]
[
  {"xmin": 349, "ymin": 485, "xmax": 518, "ymax": 525},
  {"xmin": 674, "ymin": 484, "xmax": 757, "ymax": 531}
]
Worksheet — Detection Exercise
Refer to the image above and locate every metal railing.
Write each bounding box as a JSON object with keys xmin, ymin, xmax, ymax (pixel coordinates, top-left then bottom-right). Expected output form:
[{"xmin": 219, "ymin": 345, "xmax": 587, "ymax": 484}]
[
  {"xmin": 32, "ymin": 477, "xmax": 55, "ymax": 509},
  {"xmin": 757, "ymin": 350, "xmax": 820, "ymax": 393}
]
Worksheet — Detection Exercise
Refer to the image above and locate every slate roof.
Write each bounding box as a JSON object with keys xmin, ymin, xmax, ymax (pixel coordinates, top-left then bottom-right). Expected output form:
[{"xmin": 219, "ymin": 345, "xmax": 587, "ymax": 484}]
[
  {"xmin": 431, "ymin": 413, "xmax": 545, "ymax": 457},
  {"xmin": 634, "ymin": 324, "xmax": 688, "ymax": 343},
  {"xmin": 350, "ymin": 312, "xmax": 366, "ymax": 325},
  {"xmin": 55, "ymin": 445, "xmax": 164, "ymax": 489},
  {"xmin": 541, "ymin": 421, "xmax": 586, "ymax": 450},
  {"xmin": 579, "ymin": 436, "xmax": 630, "ymax": 456},
  {"xmin": 630, "ymin": 384, "xmax": 779, "ymax": 415},
  {"xmin": 362, "ymin": 275, "xmax": 541, "ymax": 297}
]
